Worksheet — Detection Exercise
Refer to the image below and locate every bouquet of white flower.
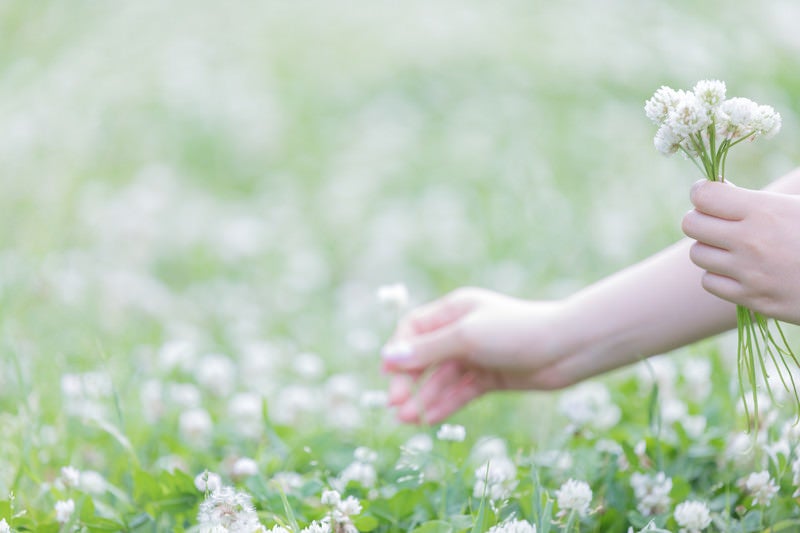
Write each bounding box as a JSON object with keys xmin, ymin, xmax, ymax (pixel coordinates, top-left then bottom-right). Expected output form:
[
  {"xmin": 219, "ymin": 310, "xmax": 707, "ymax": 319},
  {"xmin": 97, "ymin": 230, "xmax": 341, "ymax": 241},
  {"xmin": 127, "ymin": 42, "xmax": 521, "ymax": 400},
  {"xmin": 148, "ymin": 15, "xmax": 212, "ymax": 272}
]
[{"xmin": 645, "ymin": 80, "xmax": 795, "ymax": 422}]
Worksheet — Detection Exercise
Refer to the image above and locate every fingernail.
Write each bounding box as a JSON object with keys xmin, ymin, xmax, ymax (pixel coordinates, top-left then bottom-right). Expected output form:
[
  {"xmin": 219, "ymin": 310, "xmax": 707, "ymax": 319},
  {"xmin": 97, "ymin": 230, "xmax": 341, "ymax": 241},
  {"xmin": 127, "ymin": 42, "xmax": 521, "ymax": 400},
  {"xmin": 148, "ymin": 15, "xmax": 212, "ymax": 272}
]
[{"xmin": 381, "ymin": 342, "xmax": 413, "ymax": 362}]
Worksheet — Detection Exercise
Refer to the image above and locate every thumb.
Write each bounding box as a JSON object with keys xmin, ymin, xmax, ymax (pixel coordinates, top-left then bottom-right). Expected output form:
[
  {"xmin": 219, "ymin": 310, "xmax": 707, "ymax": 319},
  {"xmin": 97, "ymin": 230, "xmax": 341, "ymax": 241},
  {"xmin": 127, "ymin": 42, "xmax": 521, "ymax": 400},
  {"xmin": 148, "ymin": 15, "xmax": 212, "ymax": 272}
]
[{"xmin": 381, "ymin": 323, "xmax": 466, "ymax": 372}]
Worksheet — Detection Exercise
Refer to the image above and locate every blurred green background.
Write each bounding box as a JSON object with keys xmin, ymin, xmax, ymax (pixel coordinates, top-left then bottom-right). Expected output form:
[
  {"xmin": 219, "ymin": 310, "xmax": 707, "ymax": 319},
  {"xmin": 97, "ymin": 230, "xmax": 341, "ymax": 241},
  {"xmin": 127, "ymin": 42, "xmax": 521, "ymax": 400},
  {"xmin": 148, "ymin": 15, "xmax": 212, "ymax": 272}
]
[{"xmin": 1, "ymin": 0, "xmax": 799, "ymax": 495}]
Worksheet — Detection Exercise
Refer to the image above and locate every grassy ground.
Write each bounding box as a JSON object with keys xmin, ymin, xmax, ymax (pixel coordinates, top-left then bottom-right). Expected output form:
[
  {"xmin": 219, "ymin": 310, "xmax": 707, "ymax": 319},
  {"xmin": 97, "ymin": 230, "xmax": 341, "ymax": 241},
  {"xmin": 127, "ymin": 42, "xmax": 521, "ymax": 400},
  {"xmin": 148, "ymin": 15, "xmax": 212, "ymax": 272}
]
[{"xmin": 2, "ymin": 1, "xmax": 800, "ymax": 531}]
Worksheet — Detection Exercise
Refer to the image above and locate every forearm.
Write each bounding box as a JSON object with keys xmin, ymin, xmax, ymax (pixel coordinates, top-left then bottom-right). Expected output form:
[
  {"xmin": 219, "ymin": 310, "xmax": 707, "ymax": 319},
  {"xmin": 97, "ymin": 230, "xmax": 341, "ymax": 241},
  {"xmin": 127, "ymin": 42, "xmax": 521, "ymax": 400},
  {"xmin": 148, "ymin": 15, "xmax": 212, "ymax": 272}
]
[
  {"xmin": 764, "ymin": 167, "xmax": 800, "ymax": 194},
  {"xmin": 541, "ymin": 167, "xmax": 800, "ymax": 386},
  {"xmin": 546, "ymin": 239, "xmax": 735, "ymax": 384}
]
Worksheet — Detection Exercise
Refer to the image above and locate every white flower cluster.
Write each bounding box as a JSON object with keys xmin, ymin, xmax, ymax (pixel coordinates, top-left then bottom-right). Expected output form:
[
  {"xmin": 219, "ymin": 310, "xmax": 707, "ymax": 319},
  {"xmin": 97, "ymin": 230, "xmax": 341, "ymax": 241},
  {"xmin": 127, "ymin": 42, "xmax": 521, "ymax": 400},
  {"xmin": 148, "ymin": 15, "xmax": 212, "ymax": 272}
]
[
  {"xmin": 473, "ymin": 456, "xmax": 518, "ymax": 501},
  {"xmin": 486, "ymin": 518, "xmax": 537, "ymax": 533},
  {"xmin": 645, "ymin": 80, "xmax": 781, "ymax": 158},
  {"xmin": 312, "ymin": 489, "xmax": 361, "ymax": 533},
  {"xmin": 436, "ymin": 424, "xmax": 466, "ymax": 442},
  {"xmin": 197, "ymin": 486, "xmax": 264, "ymax": 533},
  {"xmin": 673, "ymin": 500, "xmax": 711, "ymax": 533},
  {"xmin": 0, "ymin": 518, "xmax": 9, "ymax": 533},
  {"xmin": 630, "ymin": 471, "xmax": 672, "ymax": 516},
  {"xmin": 554, "ymin": 478, "xmax": 592, "ymax": 518},
  {"xmin": 55, "ymin": 499, "xmax": 75, "ymax": 524},
  {"xmin": 740, "ymin": 470, "xmax": 779, "ymax": 506},
  {"xmin": 558, "ymin": 382, "xmax": 621, "ymax": 432}
]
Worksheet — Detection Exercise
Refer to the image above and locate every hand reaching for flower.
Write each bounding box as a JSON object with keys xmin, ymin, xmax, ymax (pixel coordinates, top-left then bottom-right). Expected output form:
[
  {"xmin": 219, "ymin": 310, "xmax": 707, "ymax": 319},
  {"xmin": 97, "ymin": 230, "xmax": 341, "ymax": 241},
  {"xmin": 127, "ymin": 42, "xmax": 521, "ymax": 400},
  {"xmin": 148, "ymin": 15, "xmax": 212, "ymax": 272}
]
[
  {"xmin": 381, "ymin": 288, "xmax": 570, "ymax": 424},
  {"xmin": 683, "ymin": 179, "xmax": 800, "ymax": 325}
]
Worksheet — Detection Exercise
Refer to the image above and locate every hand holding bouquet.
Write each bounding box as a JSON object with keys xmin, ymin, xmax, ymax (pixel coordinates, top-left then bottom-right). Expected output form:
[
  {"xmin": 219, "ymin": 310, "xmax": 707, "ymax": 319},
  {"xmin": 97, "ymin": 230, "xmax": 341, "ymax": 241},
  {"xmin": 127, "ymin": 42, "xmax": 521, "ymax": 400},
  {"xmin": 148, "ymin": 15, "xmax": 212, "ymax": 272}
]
[{"xmin": 646, "ymin": 80, "xmax": 795, "ymax": 422}]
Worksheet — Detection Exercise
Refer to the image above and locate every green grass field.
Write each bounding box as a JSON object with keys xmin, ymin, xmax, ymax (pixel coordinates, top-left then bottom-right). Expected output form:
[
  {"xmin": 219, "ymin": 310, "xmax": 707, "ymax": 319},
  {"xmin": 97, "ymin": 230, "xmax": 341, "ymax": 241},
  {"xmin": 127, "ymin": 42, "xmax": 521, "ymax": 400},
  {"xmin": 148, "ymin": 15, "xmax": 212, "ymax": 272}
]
[{"xmin": 2, "ymin": 1, "xmax": 800, "ymax": 531}]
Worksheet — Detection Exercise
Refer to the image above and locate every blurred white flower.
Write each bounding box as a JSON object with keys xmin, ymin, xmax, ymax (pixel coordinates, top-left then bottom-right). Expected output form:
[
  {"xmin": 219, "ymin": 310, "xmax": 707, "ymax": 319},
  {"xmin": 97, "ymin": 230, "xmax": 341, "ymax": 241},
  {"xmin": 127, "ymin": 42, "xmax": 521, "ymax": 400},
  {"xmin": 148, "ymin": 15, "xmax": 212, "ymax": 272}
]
[
  {"xmin": 195, "ymin": 471, "xmax": 223, "ymax": 493},
  {"xmin": 404, "ymin": 434, "xmax": 434, "ymax": 454},
  {"xmin": 473, "ymin": 456, "xmax": 518, "ymax": 501},
  {"xmin": 681, "ymin": 358, "xmax": 712, "ymax": 401},
  {"xmin": 269, "ymin": 526, "xmax": 291, "ymax": 533},
  {"xmin": 487, "ymin": 518, "xmax": 537, "ymax": 533},
  {"xmin": 354, "ymin": 447, "xmax": 378, "ymax": 463},
  {"xmin": 741, "ymin": 470, "xmax": 779, "ymax": 506},
  {"xmin": 630, "ymin": 471, "xmax": 672, "ymax": 516},
  {"xmin": 376, "ymin": 283, "xmax": 409, "ymax": 310},
  {"xmin": 301, "ymin": 520, "xmax": 331, "ymax": 533},
  {"xmin": 360, "ymin": 390, "xmax": 388, "ymax": 409},
  {"xmin": 61, "ymin": 465, "xmax": 81, "ymax": 488},
  {"xmin": 271, "ymin": 471, "xmax": 304, "ymax": 493},
  {"xmin": 681, "ymin": 415, "xmax": 707, "ymax": 439},
  {"xmin": 231, "ymin": 457, "xmax": 259, "ymax": 479},
  {"xmin": 336, "ymin": 459, "xmax": 377, "ymax": 490},
  {"xmin": 555, "ymin": 478, "xmax": 592, "ymax": 517},
  {"xmin": 321, "ymin": 489, "xmax": 341, "ymax": 506},
  {"xmin": 170, "ymin": 383, "xmax": 202, "ymax": 409},
  {"xmin": 80, "ymin": 470, "xmax": 106, "ymax": 494},
  {"xmin": 470, "ymin": 436, "xmax": 508, "ymax": 465},
  {"xmin": 293, "ymin": 352, "xmax": 325, "ymax": 380},
  {"xmin": 271, "ymin": 385, "xmax": 318, "ymax": 425},
  {"xmin": 228, "ymin": 392, "xmax": 264, "ymax": 438},
  {"xmin": 55, "ymin": 499, "xmax": 75, "ymax": 523},
  {"xmin": 179, "ymin": 408, "xmax": 213, "ymax": 444},
  {"xmin": 437, "ymin": 424, "xmax": 466, "ymax": 442},
  {"xmin": 673, "ymin": 500, "xmax": 711, "ymax": 533},
  {"xmin": 195, "ymin": 354, "xmax": 237, "ymax": 397},
  {"xmin": 337, "ymin": 495, "xmax": 362, "ymax": 517},
  {"xmin": 0, "ymin": 518, "xmax": 9, "ymax": 533},
  {"xmin": 558, "ymin": 382, "xmax": 620, "ymax": 431}
]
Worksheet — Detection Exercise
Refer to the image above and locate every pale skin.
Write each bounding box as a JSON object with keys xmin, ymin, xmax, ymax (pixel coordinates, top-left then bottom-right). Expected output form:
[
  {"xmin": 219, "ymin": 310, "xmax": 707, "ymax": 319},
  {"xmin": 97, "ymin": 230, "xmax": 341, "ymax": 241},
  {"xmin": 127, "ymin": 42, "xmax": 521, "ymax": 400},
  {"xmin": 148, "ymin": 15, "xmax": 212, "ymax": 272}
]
[{"xmin": 382, "ymin": 167, "xmax": 800, "ymax": 424}]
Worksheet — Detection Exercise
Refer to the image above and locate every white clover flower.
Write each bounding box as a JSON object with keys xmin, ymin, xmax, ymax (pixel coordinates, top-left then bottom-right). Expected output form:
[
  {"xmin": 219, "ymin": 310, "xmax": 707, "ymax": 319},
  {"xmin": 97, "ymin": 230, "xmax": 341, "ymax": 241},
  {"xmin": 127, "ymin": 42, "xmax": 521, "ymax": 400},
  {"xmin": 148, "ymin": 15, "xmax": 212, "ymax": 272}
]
[
  {"xmin": 336, "ymin": 459, "xmax": 377, "ymax": 489},
  {"xmin": 195, "ymin": 471, "xmax": 222, "ymax": 493},
  {"xmin": 354, "ymin": 447, "xmax": 378, "ymax": 463},
  {"xmin": 195, "ymin": 354, "xmax": 237, "ymax": 397},
  {"xmin": 667, "ymin": 92, "xmax": 711, "ymax": 137},
  {"xmin": 674, "ymin": 500, "xmax": 711, "ymax": 533},
  {"xmin": 436, "ymin": 424, "xmax": 466, "ymax": 442},
  {"xmin": 231, "ymin": 457, "xmax": 259, "ymax": 479},
  {"xmin": 682, "ymin": 358, "xmax": 712, "ymax": 401},
  {"xmin": 404, "ymin": 434, "xmax": 434, "ymax": 454},
  {"xmin": 555, "ymin": 478, "xmax": 592, "ymax": 517},
  {"xmin": 645, "ymin": 86, "xmax": 681, "ymax": 125},
  {"xmin": 693, "ymin": 80, "xmax": 726, "ymax": 109},
  {"xmin": 197, "ymin": 486, "xmax": 263, "ymax": 533},
  {"xmin": 301, "ymin": 521, "xmax": 331, "ymax": 533},
  {"xmin": 293, "ymin": 352, "xmax": 325, "ymax": 380},
  {"xmin": 752, "ymin": 104, "xmax": 782, "ymax": 139},
  {"xmin": 79, "ymin": 470, "xmax": 106, "ymax": 494},
  {"xmin": 681, "ymin": 415, "xmax": 707, "ymax": 439},
  {"xmin": 558, "ymin": 382, "xmax": 620, "ymax": 431},
  {"xmin": 359, "ymin": 390, "xmax": 388, "ymax": 409},
  {"xmin": 630, "ymin": 471, "xmax": 672, "ymax": 516},
  {"xmin": 0, "ymin": 518, "xmax": 10, "ymax": 533},
  {"xmin": 337, "ymin": 495, "xmax": 362, "ymax": 517},
  {"xmin": 321, "ymin": 489, "xmax": 341, "ymax": 506},
  {"xmin": 470, "ymin": 436, "xmax": 508, "ymax": 464},
  {"xmin": 61, "ymin": 465, "xmax": 81, "ymax": 488},
  {"xmin": 55, "ymin": 499, "xmax": 75, "ymax": 523},
  {"xmin": 487, "ymin": 518, "xmax": 537, "ymax": 533},
  {"xmin": 742, "ymin": 470, "xmax": 779, "ymax": 506},
  {"xmin": 473, "ymin": 456, "xmax": 518, "ymax": 501},
  {"xmin": 179, "ymin": 408, "xmax": 213, "ymax": 444},
  {"xmin": 376, "ymin": 283, "xmax": 409, "ymax": 309},
  {"xmin": 716, "ymin": 97, "xmax": 759, "ymax": 140},
  {"xmin": 228, "ymin": 392, "xmax": 264, "ymax": 438}
]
